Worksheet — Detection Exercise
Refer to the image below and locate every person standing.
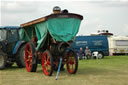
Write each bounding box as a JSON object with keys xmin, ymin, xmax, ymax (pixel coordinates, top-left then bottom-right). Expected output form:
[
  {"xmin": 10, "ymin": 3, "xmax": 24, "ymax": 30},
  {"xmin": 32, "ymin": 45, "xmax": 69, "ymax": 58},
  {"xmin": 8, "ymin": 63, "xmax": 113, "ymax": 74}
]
[{"xmin": 85, "ymin": 46, "xmax": 91, "ymax": 59}]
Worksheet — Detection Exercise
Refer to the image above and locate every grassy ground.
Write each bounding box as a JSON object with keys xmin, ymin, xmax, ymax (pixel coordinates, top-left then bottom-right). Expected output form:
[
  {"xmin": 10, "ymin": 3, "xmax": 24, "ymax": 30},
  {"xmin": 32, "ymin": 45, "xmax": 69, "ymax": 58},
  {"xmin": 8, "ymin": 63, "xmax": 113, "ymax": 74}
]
[{"xmin": 0, "ymin": 56, "xmax": 128, "ymax": 85}]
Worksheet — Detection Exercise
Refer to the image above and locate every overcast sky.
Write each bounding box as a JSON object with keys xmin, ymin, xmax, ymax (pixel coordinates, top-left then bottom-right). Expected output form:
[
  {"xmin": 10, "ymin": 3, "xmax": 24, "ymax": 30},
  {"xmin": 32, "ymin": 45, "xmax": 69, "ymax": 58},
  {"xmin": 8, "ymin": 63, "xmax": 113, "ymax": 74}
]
[{"xmin": 0, "ymin": 0, "xmax": 128, "ymax": 36}]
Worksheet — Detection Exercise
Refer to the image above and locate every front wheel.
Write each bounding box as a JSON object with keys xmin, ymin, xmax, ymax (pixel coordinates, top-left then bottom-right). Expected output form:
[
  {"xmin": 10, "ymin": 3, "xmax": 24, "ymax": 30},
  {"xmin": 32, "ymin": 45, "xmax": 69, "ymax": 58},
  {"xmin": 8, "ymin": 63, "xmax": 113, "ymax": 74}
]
[
  {"xmin": 66, "ymin": 50, "xmax": 78, "ymax": 74},
  {"xmin": 98, "ymin": 52, "xmax": 104, "ymax": 59},
  {"xmin": 42, "ymin": 50, "xmax": 53, "ymax": 76},
  {"xmin": 25, "ymin": 42, "xmax": 37, "ymax": 72},
  {"xmin": 0, "ymin": 53, "xmax": 7, "ymax": 69}
]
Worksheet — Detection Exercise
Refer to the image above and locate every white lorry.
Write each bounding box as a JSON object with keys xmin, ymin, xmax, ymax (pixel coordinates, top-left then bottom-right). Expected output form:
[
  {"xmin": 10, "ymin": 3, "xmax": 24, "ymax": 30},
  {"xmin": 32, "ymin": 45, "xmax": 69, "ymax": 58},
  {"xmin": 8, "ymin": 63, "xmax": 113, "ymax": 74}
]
[{"xmin": 108, "ymin": 36, "xmax": 128, "ymax": 56}]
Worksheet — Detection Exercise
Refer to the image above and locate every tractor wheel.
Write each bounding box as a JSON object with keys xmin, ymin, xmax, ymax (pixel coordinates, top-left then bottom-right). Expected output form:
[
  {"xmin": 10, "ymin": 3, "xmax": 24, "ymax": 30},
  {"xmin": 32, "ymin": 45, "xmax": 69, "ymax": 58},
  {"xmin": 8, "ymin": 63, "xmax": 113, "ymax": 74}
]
[
  {"xmin": 42, "ymin": 50, "xmax": 53, "ymax": 76},
  {"xmin": 66, "ymin": 50, "xmax": 78, "ymax": 74},
  {"xmin": 16, "ymin": 46, "xmax": 25, "ymax": 68},
  {"xmin": 25, "ymin": 42, "xmax": 37, "ymax": 72},
  {"xmin": 0, "ymin": 53, "xmax": 7, "ymax": 69}
]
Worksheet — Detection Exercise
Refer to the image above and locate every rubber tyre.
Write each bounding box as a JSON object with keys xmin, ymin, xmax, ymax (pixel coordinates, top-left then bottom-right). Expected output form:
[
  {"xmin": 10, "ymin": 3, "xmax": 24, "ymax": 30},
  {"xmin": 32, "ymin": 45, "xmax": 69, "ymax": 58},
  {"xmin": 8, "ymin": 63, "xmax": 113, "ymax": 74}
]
[
  {"xmin": 16, "ymin": 46, "xmax": 25, "ymax": 68},
  {"xmin": 0, "ymin": 53, "xmax": 7, "ymax": 69},
  {"xmin": 98, "ymin": 52, "xmax": 104, "ymax": 59},
  {"xmin": 42, "ymin": 50, "xmax": 53, "ymax": 76},
  {"xmin": 25, "ymin": 42, "xmax": 37, "ymax": 72},
  {"xmin": 66, "ymin": 50, "xmax": 78, "ymax": 74}
]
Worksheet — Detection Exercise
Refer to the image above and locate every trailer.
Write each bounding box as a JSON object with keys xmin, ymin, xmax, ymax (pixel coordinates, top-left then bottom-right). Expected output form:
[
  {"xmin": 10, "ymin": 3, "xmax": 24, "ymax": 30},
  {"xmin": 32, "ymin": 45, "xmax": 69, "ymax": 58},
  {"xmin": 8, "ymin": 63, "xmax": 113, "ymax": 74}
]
[
  {"xmin": 108, "ymin": 36, "xmax": 128, "ymax": 56},
  {"xmin": 72, "ymin": 35, "xmax": 109, "ymax": 58}
]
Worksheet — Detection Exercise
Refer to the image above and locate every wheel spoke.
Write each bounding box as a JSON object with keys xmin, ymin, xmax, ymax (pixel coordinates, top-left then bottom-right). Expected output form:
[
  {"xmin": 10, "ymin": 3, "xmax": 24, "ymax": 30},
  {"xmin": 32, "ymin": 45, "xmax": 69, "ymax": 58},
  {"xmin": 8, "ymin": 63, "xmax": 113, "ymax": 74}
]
[
  {"xmin": 47, "ymin": 65, "xmax": 51, "ymax": 72},
  {"xmin": 72, "ymin": 64, "xmax": 74, "ymax": 71},
  {"xmin": 46, "ymin": 56, "xmax": 50, "ymax": 62},
  {"xmin": 27, "ymin": 51, "xmax": 32, "ymax": 56},
  {"xmin": 47, "ymin": 61, "xmax": 51, "ymax": 65},
  {"xmin": 44, "ymin": 61, "xmax": 47, "ymax": 65},
  {"xmin": 27, "ymin": 59, "xmax": 29, "ymax": 63},
  {"xmin": 29, "ymin": 63, "xmax": 32, "ymax": 67},
  {"xmin": 45, "ymin": 65, "xmax": 48, "ymax": 71}
]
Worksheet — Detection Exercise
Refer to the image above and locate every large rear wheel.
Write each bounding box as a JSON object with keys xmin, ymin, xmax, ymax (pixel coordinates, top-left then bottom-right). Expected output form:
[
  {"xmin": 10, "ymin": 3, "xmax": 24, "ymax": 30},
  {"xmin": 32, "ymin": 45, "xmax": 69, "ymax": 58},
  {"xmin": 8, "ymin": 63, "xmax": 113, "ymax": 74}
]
[
  {"xmin": 25, "ymin": 42, "xmax": 37, "ymax": 72},
  {"xmin": 16, "ymin": 46, "xmax": 25, "ymax": 68},
  {"xmin": 66, "ymin": 50, "xmax": 78, "ymax": 74},
  {"xmin": 42, "ymin": 50, "xmax": 53, "ymax": 76},
  {"xmin": 0, "ymin": 53, "xmax": 7, "ymax": 69}
]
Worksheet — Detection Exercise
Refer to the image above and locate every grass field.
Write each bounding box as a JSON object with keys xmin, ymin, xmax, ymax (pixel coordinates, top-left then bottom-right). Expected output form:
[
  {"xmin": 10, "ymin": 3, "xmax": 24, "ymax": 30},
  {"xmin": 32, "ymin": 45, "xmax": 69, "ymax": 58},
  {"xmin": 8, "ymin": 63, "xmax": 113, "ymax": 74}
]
[{"xmin": 0, "ymin": 56, "xmax": 128, "ymax": 85}]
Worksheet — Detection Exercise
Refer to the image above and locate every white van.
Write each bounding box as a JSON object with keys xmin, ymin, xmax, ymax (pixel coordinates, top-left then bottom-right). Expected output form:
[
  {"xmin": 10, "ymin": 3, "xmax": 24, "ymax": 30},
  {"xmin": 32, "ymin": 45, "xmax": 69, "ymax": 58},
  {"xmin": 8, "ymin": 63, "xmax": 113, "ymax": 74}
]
[{"xmin": 108, "ymin": 36, "xmax": 128, "ymax": 56}]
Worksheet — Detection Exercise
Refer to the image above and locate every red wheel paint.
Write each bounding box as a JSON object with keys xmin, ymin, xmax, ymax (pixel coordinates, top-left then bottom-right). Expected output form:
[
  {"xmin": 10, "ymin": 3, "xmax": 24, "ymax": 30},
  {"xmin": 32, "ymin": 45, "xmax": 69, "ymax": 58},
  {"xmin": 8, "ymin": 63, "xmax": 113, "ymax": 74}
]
[
  {"xmin": 66, "ymin": 51, "xmax": 76, "ymax": 74},
  {"xmin": 42, "ymin": 52, "xmax": 51, "ymax": 76},
  {"xmin": 25, "ymin": 43, "xmax": 32, "ymax": 72}
]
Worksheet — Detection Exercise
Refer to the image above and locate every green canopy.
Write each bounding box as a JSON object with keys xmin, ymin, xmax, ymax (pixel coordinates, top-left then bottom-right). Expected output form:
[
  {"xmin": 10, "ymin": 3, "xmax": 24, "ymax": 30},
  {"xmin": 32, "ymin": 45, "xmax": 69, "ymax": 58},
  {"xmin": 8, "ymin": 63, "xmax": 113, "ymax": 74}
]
[
  {"xmin": 47, "ymin": 18, "xmax": 81, "ymax": 42},
  {"xmin": 33, "ymin": 18, "xmax": 81, "ymax": 50},
  {"xmin": 34, "ymin": 22, "xmax": 48, "ymax": 50},
  {"xmin": 20, "ymin": 13, "xmax": 83, "ymax": 50}
]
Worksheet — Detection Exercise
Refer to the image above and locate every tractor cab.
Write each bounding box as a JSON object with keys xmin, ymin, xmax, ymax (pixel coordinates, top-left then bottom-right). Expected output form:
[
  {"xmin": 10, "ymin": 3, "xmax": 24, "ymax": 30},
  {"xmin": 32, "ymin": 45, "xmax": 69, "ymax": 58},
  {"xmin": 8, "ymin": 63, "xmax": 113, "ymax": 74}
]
[
  {"xmin": 0, "ymin": 26, "xmax": 20, "ymax": 53},
  {"xmin": 0, "ymin": 26, "xmax": 25, "ymax": 69}
]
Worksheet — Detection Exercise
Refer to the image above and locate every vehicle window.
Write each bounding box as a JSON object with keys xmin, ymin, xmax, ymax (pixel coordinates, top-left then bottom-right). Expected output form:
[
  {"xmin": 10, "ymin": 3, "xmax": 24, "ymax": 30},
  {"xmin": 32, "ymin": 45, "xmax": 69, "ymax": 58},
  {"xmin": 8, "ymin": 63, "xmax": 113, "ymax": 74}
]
[
  {"xmin": 7, "ymin": 30, "xmax": 18, "ymax": 42},
  {"xmin": 116, "ymin": 40, "xmax": 128, "ymax": 46},
  {"xmin": 0, "ymin": 30, "xmax": 7, "ymax": 41}
]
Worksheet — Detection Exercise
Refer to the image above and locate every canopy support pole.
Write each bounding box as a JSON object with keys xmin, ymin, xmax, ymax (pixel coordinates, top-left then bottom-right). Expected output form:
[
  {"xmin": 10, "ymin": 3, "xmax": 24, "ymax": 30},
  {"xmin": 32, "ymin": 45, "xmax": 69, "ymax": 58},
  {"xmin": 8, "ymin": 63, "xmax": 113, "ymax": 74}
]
[{"xmin": 55, "ymin": 57, "xmax": 62, "ymax": 80}]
